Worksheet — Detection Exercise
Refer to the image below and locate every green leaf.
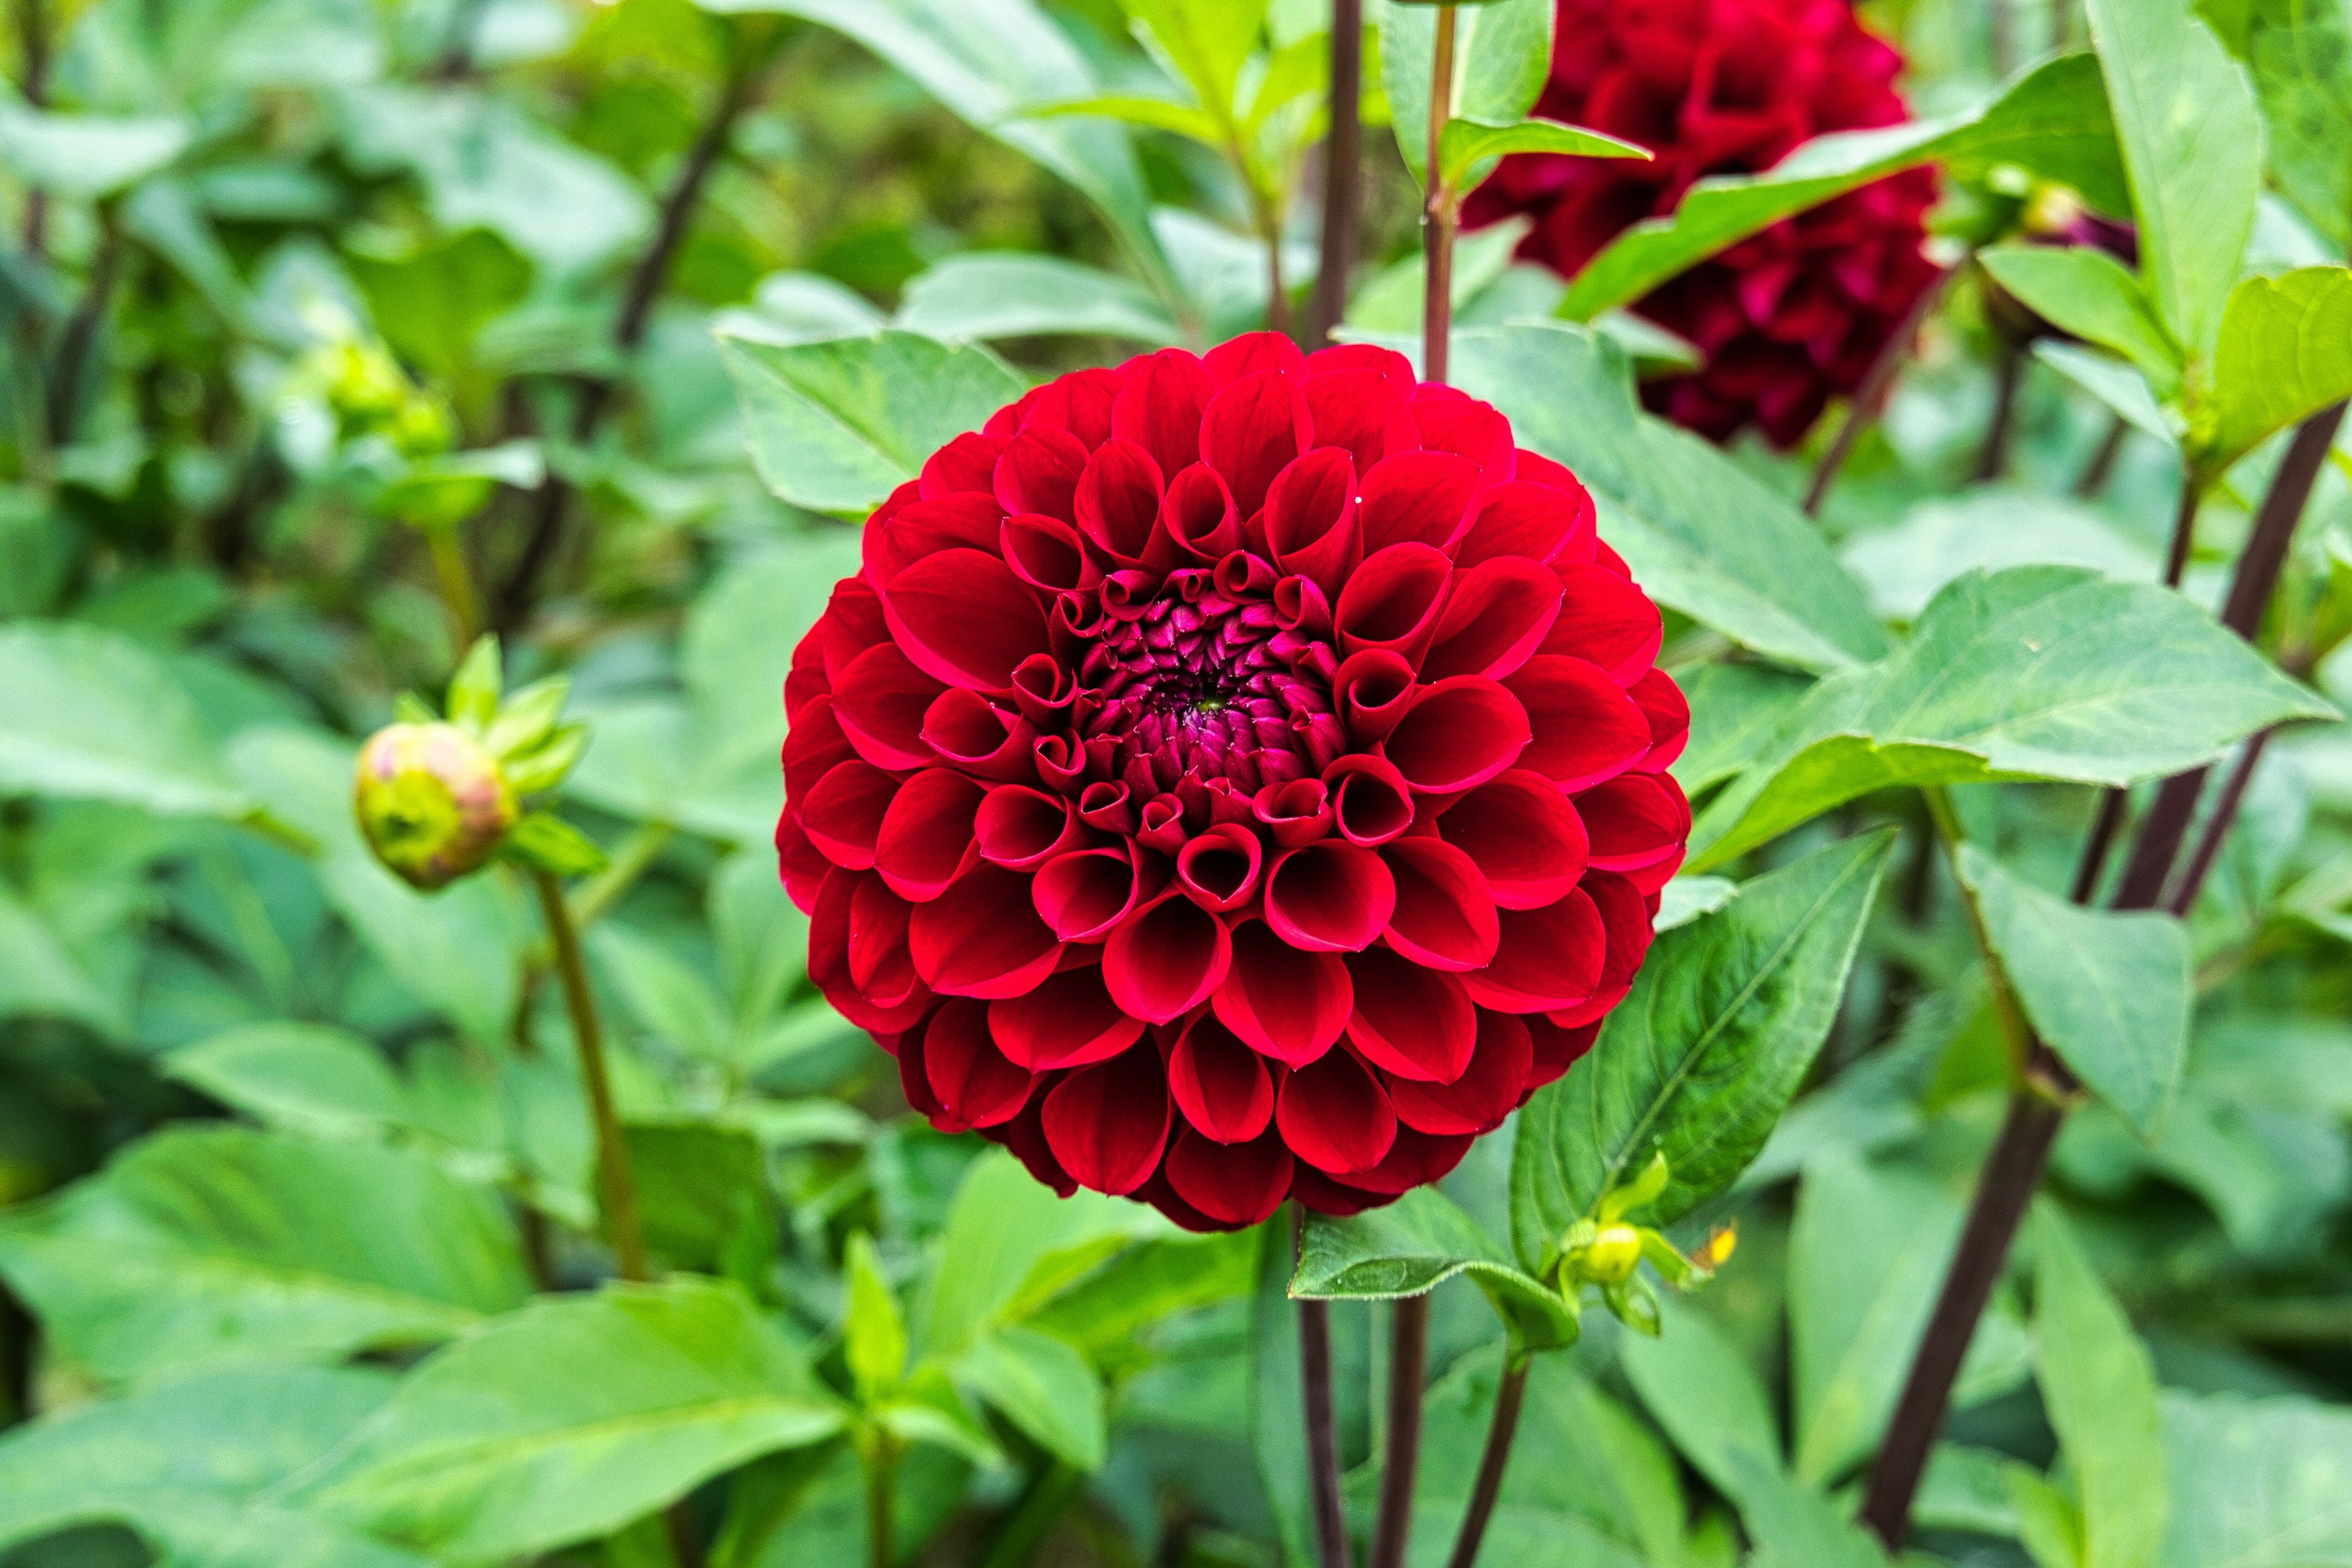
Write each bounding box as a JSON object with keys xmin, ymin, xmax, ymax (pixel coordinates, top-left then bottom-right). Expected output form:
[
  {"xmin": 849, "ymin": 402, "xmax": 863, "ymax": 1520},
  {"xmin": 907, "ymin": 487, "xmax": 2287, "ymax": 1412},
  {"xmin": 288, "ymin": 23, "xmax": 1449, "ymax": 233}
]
[
  {"xmin": 1023, "ymin": 1231, "xmax": 1257, "ymax": 1362},
  {"xmin": 722, "ymin": 330, "xmax": 1027, "ymax": 518},
  {"xmin": 1789, "ymin": 1149, "xmax": 2035, "ymax": 1485},
  {"xmin": 1959, "ymin": 847, "xmax": 2190, "ymax": 1135},
  {"xmin": 1446, "ymin": 322, "xmax": 1890, "ymax": 673},
  {"xmin": 1618, "ymin": 1292, "xmax": 1780, "ymax": 1501},
  {"xmin": 2086, "ymin": 0, "xmax": 2264, "ymax": 355},
  {"xmin": 164, "ymin": 1022, "xmax": 412, "ymax": 1139},
  {"xmin": 1510, "ymin": 832, "xmax": 1894, "ymax": 1268},
  {"xmin": 296, "ymin": 1280, "xmax": 845, "ymax": 1561},
  {"xmin": 2211, "ymin": 0, "xmax": 2352, "ymax": 249},
  {"xmin": 2038, "ymin": 337, "xmax": 2180, "ymax": 440},
  {"xmin": 1726, "ymin": 1452, "xmax": 1891, "ymax": 1568},
  {"xmin": 2154, "ymin": 1391, "xmax": 2352, "ymax": 1567},
  {"xmin": 591, "ymin": 922, "xmax": 733, "ymax": 1064},
  {"xmin": 895, "ymin": 252, "xmax": 1183, "ymax": 346},
  {"xmin": 1027, "ymin": 92, "xmax": 1226, "ymax": 142},
  {"xmin": 1672, "ymin": 662, "xmax": 1819, "ymax": 796},
  {"xmin": 0, "ymin": 886, "xmax": 127, "ymax": 1037},
  {"xmin": 954, "ymin": 1324, "xmax": 1107, "ymax": 1471},
  {"xmin": 0, "ymin": 1126, "xmax": 530, "ymax": 1383},
  {"xmin": 1436, "ymin": 115, "xmax": 1649, "ymax": 190},
  {"xmin": 1293, "ymin": 1188, "xmax": 1578, "ymax": 1353},
  {"xmin": 844, "ymin": 1233, "xmax": 908, "ymax": 1403},
  {"xmin": 499, "ymin": 812, "xmax": 605, "ymax": 876},
  {"xmin": 1689, "ymin": 568, "xmax": 2339, "ymax": 871},
  {"xmin": 1246, "ymin": 1223, "xmax": 1316, "ymax": 1568},
  {"xmin": 1840, "ymin": 487, "xmax": 2156, "ymax": 622},
  {"xmin": 1563, "ymin": 53, "xmax": 2125, "ymax": 320},
  {"xmin": 1380, "ymin": 0, "xmax": 1555, "ymax": 184},
  {"xmin": 0, "ymin": 101, "xmax": 189, "ymax": 200},
  {"xmin": 2204, "ymin": 266, "xmax": 2352, "ymax": 473},
  {"xmin": 0, "ymin": 1365, "xmax": 426, "ymax": 1568},
  {"xmin": 0, "ymin": 623, "xmax": 262, "ymax": 827},
  {"xmin": 709, "ymin": 0, "xmax": 1174, "ymax": 298},
  {"xmin": 1121, "ymin": 0, "xmax": 1268, "ymax": 126},
  {"xmin": 1979, "ymin": 244, "xmax": 2182, "ymax": 396},
  {"xmin": 2034, "ymin": 1207, "xmax": 2169, "ymax": 1568},
  {"xmin": 347, "ymin": 227, "xmax": 533, "ymax": 382},
  {"xmin": 626, "ymin": 1120, "xmax": 778, "ymax": 1287}
]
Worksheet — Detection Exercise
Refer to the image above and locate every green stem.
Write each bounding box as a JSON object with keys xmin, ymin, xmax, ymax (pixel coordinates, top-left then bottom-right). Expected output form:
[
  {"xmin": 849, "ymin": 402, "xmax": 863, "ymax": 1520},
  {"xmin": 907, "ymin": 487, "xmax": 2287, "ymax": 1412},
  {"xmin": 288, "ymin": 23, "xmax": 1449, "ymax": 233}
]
[
  {"xmin": 424, "ymin": 524, "xmax": 480, "ymax": 651},
  {"xmin": 570, "ymin": 820, "xmax": 676, "ymax": 930},
  {"xmin": 975, "ymin": 1460, "xmax": 1084, "ymax": 1568},
  {"xmin": 1420, "ymin": 4, "xmax": 1458, "ymax": 383},
  {"xmin": 532, "ymin": 865, "xmax": 650, "ymax": 1282},
  {"xmin": 863, "ymin": 1428, "xmax": 899, "ymax": 1568}
]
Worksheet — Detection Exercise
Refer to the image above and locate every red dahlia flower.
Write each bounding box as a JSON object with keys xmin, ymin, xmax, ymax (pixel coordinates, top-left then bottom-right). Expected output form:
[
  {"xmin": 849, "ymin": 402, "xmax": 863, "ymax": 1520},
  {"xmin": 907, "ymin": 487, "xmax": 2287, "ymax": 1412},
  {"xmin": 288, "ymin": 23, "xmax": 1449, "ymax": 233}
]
[
  {"xmin": 777, "ymin": 334, "xmax": 1690, "ymax": 1231},
  {"xmin": 1462, "ymin": 0, "xmax": 1941, "ymax": 448}
]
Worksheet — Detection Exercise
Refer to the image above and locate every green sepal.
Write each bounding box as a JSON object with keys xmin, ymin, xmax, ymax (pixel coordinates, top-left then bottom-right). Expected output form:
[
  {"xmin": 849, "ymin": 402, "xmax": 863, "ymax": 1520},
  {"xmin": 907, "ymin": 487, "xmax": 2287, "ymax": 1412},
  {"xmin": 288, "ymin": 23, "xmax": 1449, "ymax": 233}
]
[
  {"xmin": 486, "ymin": 676, "xmax": 572, "ymax": 760},
  {"xmin": 502, "ymin": 725, "xmax": 589, "ymax": 796},
  {"xmin": 446, "ymin": 635, "xmax": 503, "ymax": 734},
  {"xmin": 392, "ymin": 691, "xmax": 439, "ymax": 725},
  {"xmin": 498, "ymin": 812, "xmax": 608, "ymax": 877}
]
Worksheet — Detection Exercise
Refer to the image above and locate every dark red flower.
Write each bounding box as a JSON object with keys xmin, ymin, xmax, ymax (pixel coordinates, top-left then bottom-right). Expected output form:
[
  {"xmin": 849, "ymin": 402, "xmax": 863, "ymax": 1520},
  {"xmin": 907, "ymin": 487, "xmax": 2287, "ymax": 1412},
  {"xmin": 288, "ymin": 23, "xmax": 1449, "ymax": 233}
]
[
  {"xmin": 779, "ymin": 335, "xmax": 1690, "ymax": 1231},
  {"xmin": 1463, "ymin": 0, "xmax": 1940, "ymax": 448}
]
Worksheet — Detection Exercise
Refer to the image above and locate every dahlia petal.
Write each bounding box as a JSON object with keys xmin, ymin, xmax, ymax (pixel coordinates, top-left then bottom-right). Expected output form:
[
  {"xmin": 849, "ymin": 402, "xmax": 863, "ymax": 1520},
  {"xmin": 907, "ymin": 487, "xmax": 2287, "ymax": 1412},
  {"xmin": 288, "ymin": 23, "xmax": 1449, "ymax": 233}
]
[
  {"xmin": 879, "ymin": 549, "xmax": 1052, "ymax": 692},
  {"xmin": 994, "ymin": 425, "xmax": 1090, "ymax": 521},
  {"xmin": 1276, "ymin": 1049, "xmax": 1397, "ymax": 1175},
  {"xmin": 1379, "ymin": 836, "xmax": 1501, "ymax": 972},
  {"xmin": 1333, "ymin": 543, "xmax": 1452, "ymax": 665},
  {"xmin": 777, "ymin": 813, "xmax": 829, "ymax": 913},
  {"xmin": 1577, "ymin": 772, "xmax": 1692, "ymax": 870},
  {"xmin": 1322, "ymin": 755, "xmax": 1414, "ymax": 847},
  {"xmin": 1419, "ymin": 556, "xmax": 1565, "ymax": 682},
  {"xmin": 1304, "ymin": 342, "xmax": 1417, "ymax": 390},
  {"xmin": 1524, "ymin": 1014, "xmax": 1601, "ymax": 1093},
  {"xmin": 1461, "ymin": 889, "xmax": 1607, "ymax": 1011},
  {"xmin": 1502, "ymin": 655, "xmax": 1651, "ymax": 790},
  {"xmin": 1169, "ymin": 1014, "xmax": 1277, "ymax": 1142},
  {"xmin": 1540, "ymin": 562, "xmax": 1665, "ymax": 684},
  {"xmin": 1204, "ymin": 330, "xmax": 1308, "ymax": 384},
  {"xmin": 1102, "ymin": 892, "xmax": 1234, "ymax": 1023},
  {"xmin": 1041, "ymin": 1044, "xmax": 1172, "ymax": 1196},
  {"xmin": 974, "ymin": 784, "xmax": 1084, "ymax": 871},
  {"xmin": 1333, "ymin": 648, "xmax": 1417, "ymax": 745},
  {"xmin": 1345, "ymin": 946, "xmax": 1477, "ymax": 1084},
  {"xmin": 896, "ymin": 1006, "xmax": 954, "ymax": 1125},
  {"xmin": 1452, "ymin": 478, "xmax": 1596, "ymax": 568},
  {"xmin": 867, "ymin": 494, "xmax": 1005, "ymax": 587},
  {"xmin": 811, "ymin": 869, "xmax": 932, "ymax": 1031},
  {"xmin": 1258, "ymin": 445, "xmax": 1358, "ymax": 600},
  {"xmin": 1355, "ymin": 451, "xmax": 1481, "ymax": 554},
  {"xmin": 1177, "ymin": 823, "xmax": 1264, "ymax": 911},
  {"xmin": 1033, "ymin": 844, "xmax": 1147, "ymax": 941},
  {"xmin": 1000, "ymin": 513, "xmax": 1090, "ymax": 596},
  {"xmin": 847, "ymin": 874, "xmax": 923, "ymax": 1010},
  {"xmin": 875, "ymin": 768, "xmax": 986, "ymax": 901},
  {"xmin": 800, "ymin": 759, "xmax": 897, "ymax": 870},
  {"xmin": 1304, "ymin": 369, "xmax": 1421, "ymax": 472},
  {"xmin": 1382, "ymin": 676, "xmax": 1531, "ymax": 793},
  {"xmin": 920, "ymin": 689, "xmax": 1038, "ymax": 783},
  {"xmin": 831, "ymin": 644, "xmax": 942, "ymax": 771},
  {"xmin": 1160, "ymin": 463, "xmax": 1243, "ymax": 562},
  {"xmin": 1628, "ymin": 667, "xmax": 1691, "ymax": 772},
  {"xmin": 1387, "ymin": 1009, "xmax": 1534, "ymax": 1135},
  {"xmin": 999, "ymin": 1097, "xmax": 1080, "ymax": 1197},
  {"xmin": 1436, "ymin": 769, "xmax": 1591, "ymax": 909},
  {"xmin": 783, "ymin": 693, "xmax": 859, "ymax": 804},
  {"xmin": 923, "ymin": 997, "xmax": 1038, "ymax": 1128},
  {"xmin": 908, "ymin": 863, "xmax": 1066, "ymax": 998},
  {"xmin": 1408, "ymin": 387, "xmax": 1515, "ymax": 478},
  {"xmin": 1074, "ymin": 439, "xmax": 1166, "ymax": 564},
  {"xmin": 818, "ymin": 577, "xmax": 893, "ymax": 688},
  {"xmin": 1018, "ymin": 366, "xmax": 1120, "ymax": 447},
  {"xmin": 989, "ymin": 963, "xmax": 1145, "ymax": 1070},
  {"xmin": 1212, "ymin": 921, "xmax": 1353, "ymax": 1066},
  {"xmin": 1329, "ymin": 1126, "xmax": 1475, "ymax": 1196},
  {"xmin": 1200, "ymin": 369, "xmax": 1311, "ymax": 517},
  {"xmin": 1264, "ymin": 841, "xmax": 1397, "ymax": 952},
  {"xmin": 919, "ymin": 433, "xmax": 1007, "ymax": 500},
  {"xmin": 1164, "ymin": 1127, "xmax": 1294, "ymax": 1227},
  {"xmin": 1286, "ymin": 1163, "xmax": 1390, "ymax": 1216},
  {"xmin": 1110, "ymin": 349, "xmax": 1215, "ymax": 477},
  {"xmin": 1009, "ymin": 654, "xmax": 1077, "ymax": 728}
]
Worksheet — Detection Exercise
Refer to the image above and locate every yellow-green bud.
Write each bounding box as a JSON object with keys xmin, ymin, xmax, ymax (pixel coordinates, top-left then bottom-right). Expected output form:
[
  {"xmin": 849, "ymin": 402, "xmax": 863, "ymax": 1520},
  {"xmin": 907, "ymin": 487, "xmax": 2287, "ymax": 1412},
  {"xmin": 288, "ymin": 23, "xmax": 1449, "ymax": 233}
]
[
  {"xmin": 1581, "ymin": 1224, "xmax": 1643, "ymax": 1286},
  {"xmin": 353, "ymin": 722, "xmax": 518, "ymax": 891}
]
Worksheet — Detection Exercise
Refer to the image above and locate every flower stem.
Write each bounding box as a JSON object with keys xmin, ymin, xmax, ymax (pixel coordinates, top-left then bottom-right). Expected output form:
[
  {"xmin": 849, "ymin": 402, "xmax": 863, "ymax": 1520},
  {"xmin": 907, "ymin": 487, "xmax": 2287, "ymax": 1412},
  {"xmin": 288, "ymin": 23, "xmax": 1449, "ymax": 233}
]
[
  {"xmin": 1297, "ymin": 1208, "xmax": 1351, "ymax": 1568},
  {"xmin": 863, "ymin": 1428, "xmax": 899, "ymax": 1568},
  {"xmin": 1858, "ymin": 401, "xmax": 2349, "ymax": 1551},
  {"xmin": 1308, "ymin": 0, "xmax": 1365, "ymax": 345},
  {"xmin": 1441, "ymin": 1355, "xmax": 1528, "ymax": 1568},
  {"xmin": 2073, "ymin": 412, "xmax": 2128, "ymax": 497},
  {"xmin": 1422, "ymin": 4, "xmax": 1458, "ymax": 383},
  {"xmin": 1973, "ymin": 334, "xmax": 2025, "ymax": 483},
  {"xmin": 531, "ymin": 865, "xmax": 651, "ymax": 1283},
  {"xmin": 1803, "ymin": 260, "xmax": 1958, "ymax": 517},
  {"xmin": 1369, "ymin": 1294, "xmax": 1430, "ymax": 1568}
]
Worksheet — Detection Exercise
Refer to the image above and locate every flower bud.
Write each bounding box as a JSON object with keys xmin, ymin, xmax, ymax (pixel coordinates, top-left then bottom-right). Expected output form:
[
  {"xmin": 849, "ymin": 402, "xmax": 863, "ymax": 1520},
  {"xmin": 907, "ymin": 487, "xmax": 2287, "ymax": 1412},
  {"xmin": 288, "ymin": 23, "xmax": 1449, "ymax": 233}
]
[
  {"xmin": 1580, "ymin": 1224, "xmax": 1644, "ymax": 1286},
  {"xmin": 353, "ymin": 722, "xmax": 518, "ymax": 891}
]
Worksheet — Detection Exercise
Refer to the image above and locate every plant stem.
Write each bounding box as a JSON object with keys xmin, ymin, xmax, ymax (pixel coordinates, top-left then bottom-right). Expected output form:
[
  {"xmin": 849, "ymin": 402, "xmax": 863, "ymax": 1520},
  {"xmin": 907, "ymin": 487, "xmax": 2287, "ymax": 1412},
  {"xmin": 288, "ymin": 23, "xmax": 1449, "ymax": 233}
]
[
  {"xmin": 1442, "ymin": 1355, "xmax": 1528, "ymax": 1568},
  {"xmin": 425, "ymin": 524, "xmax": 480, "ymax": 650},
  {"xmin": 1259, "ymin": 187, "xmax": 1294, "ymax": 337},
  {"xmin": 2160, "ymin": 472, "xmax": 2200, "ymax": 587},
  {"xmin": 1974, "ymin": 335, "xmax": 2024, "ymax": 483},
  {"xmin": 975, "ymin": 1460, "xmax": 1085, "ymax": 1568},
  {"xmin": 46, "ymin": 207, "xmax": 124, "ymax": 445},
  {"xmin": 1308, "ymin": 0, "xmax": 1364, "ymax": 345},
  {"xmin": 1858, "ymin": 401, "xmax": 2349, "ymax": 1551},
  {"xmin": 864, "ymin": 1429, "xmax": 899, "ymax": 1568},
  {"xmin": 531, "ymin": 866, "xmax": 650, "ymax": 1283},
  {"xmin": 2073, "ymin": 412, "xmax": 2128, "ymax": 497},
  {"xmin": 1369, "ymin": 1295, "xmax": 1430, "ymax": 1568},
  {"xmin": 2163, "ymin": 729, "xmax": 2271, "ymax": 916},
  {"xmin": 570, "ymin": 820, "xmax": 677, "ymax": 930},
  {"xmin": 1420, "ymin": 4, "xmax": 1458, "ymax": 383},
  {"xmin": 15, "ymin": 0, "xmax": 50, "ymax": 258},
  {"xmin": 1803, "ymin": 261, "xmax": 1958, "ymax": 517},
  {"xmin": 495, "ymin": 32, "xmax": 776, "ymax": 631},
  {"xmin": 1297, "ymin": 1209, "xmax": 1351, "ymax": 1568}
]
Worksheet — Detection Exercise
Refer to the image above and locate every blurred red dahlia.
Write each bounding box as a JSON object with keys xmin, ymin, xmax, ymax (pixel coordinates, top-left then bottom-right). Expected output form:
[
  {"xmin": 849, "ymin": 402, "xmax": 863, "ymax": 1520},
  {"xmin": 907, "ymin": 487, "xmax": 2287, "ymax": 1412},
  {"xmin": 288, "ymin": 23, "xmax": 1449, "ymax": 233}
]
[
  {"xmin": 1463, "ymin": 0, "xmax": 1941, "ymax": 448},
  {"xmin": 778, "ymin": 334, "xmax": 1690, "ymax": 1231}
]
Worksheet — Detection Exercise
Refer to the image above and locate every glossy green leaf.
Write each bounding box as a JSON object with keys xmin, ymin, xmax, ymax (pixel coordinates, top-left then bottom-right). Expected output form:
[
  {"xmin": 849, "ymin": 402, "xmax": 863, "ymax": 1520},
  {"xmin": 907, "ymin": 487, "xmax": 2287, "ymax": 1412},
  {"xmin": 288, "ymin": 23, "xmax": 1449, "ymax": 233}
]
[
  {"xmin": 1672, "ymin": 662, "xmax": 1819, "ymax": 795},
  {"xmin": 1689, "ymin": 568, "xmax": 2339, "ymax": 870},
  {"xmin": 1979, "ymin": 244, "xmax": 2181, "ymax": 395},
  {"xmin": 1447, "ymin": 322, "xmax": 1890, "ymax": 672},
  {"xmin": 721, "ymin": 330, "xmax": 1026, "ymax": 517},
  {"xmin": 895, "ymin": 253, "xmax": 1183, "ymax": 346},
  {"xmin": 954, "ymin": 1324, "xmax": 1106, "ymax": 1470},
  {"xmin": 297, "ymin": 1280, "xmax": 846, "ymax": 1561},
  {"xmin": 0, "ymin": 888, "xmax": 126, "ymax": 1037},
  {"xmin": 1122, "ymin": 0, "xmax": 1269, "ymax": 124},
  {"xmin": 1380, "ymin": 0, "xmax": 1554, "ymax": 184},
  {"xmin": 1023, "ymin": 1231, "xmax": 1257, "ymax": 1362},
  {"xmin": 2204, "ymin": 266, "xmax": 2352, "ymax": 472},
  {"xmin": 0, "ymin": 102, "xmax": 189, "ymax": 199},
  {"xmin": 2155, "ymin": 1392, "xmax": 2352, "ymax": 1567},
  {"xmin": 2207, "ymin": 0, "xmax": 2352, "ymax": 249},
  {"xmin": 1727, "ymin": 1451, "xmax": 1891, "ymax": 1568},
  {"xmin": 625, "ymin": 1120, "xmax": 777, "ymax": 1287},
  {"xmin": 1510, "ymin": 832, "xmax": 1894, "ymax": 1269},
  {"xmin": 1959, "ymin": 847, "xmax": 2190, "ymax": 1135},
  {"xmin": 347, "ymin": 227, "xmax": 533, "ymax": 380},
  {"xmin": 1564, "ymin": 53, "xmax": 2125, "ymax": 320},
  {"xmin": 2038, "ymin": 337, "xmax": 2180, "ymax": 440},
  {"xmin": 2034, "ymin": 1207, "xmax": 2168, "ymax": 1568},
  {"xmin": 0, "ymin": 1365, "xmax": 424, "ymax": 1568},
  {"xmin": 1027, "ymin": 93, "xmax": 1224, "ymax": 142},
  {"xmin": 1436, "ymin": 115, "xmax": 1649, "ymax": 189},
  {"xmin": 1840, "ymin": 487, "xmax": 2155, "ymax": 622},
  {"xmin": 2086, "ymin": 0, "xmax": 2264, "ymax": 355},
  {"xmin": 1619, "ymin": 1292, "xmax": 1780, "ymax": 1501},
  {"xmin": 844, "ymin": 1233, "xmax": 908, "ymax": 1403},
  {"xmin": 0, "ymin": 1127, "xmax": 530, "ymax": 1383},
  {"xmin": 1294, "ymin": 1187, "xmax": 1578, "ymax": 1353},
  {"xmin": 164, "ymin": 1022, "xmax": 412, "ymax": 1138}
]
